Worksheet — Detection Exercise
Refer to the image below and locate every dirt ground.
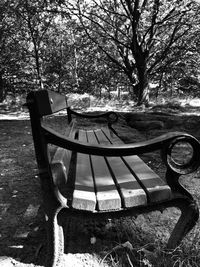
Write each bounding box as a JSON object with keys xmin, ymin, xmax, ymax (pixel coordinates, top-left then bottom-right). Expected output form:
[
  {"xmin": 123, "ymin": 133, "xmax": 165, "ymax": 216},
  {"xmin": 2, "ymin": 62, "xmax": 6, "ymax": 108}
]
[{"xmin": 1, "ymin": 103, "xmax": 200, "ymax": 266}]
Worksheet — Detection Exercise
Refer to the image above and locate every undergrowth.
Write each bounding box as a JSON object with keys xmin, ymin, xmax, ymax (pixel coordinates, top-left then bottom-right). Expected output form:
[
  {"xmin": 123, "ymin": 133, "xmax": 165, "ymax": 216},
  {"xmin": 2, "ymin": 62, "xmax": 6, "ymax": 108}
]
[{"xmin": 100, "ymin": 217, "xmax": 200, "ymax": 267}]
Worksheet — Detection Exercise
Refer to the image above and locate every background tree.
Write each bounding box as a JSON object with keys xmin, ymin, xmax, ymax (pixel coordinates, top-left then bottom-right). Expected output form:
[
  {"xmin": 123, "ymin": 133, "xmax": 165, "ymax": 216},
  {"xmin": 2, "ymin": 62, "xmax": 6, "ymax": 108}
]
[
  {"xmin": 64, "ymin": 0, "xmax": 200, "ymax": 105},
  {"xmin": 0, "ymin": 0, "xmax": 200, "ymax": 104},
  {"xmin": 0, "ymin": 0, "xmax": 21, "ymax": 101},
  {"xmin": 148, "ymin": 0, "xmax": 200, "ymax": 98},
  {"xmin": 12, "ymin": 0, "xmax": 57, "ymax": 90}
]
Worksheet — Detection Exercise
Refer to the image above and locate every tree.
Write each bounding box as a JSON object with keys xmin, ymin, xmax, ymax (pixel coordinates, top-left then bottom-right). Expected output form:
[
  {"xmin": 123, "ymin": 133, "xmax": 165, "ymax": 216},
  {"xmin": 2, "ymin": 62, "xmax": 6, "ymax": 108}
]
[
  {"xmin": 148, "ymin": 0, "xmax": 200, "ymax": 97},
  {"xmin": 64, "ymin": 0, "xmax": 200, "ymax": 105},
  {"xmin": 0, "ymin": 0, "xmax": 23, "ymax": 101},
  {"xmin": 10, "ymin": 0, "xmax": 57, "ymax": 90}
]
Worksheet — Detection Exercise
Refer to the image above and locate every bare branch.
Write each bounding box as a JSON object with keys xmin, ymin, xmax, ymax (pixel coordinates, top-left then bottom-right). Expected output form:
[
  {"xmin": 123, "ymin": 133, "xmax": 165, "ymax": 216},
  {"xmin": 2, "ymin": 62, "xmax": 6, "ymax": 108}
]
[
  {"xmin": 77, "ymin": 4, "xmax": 130, "ymax": 49},
  {"xmin": 148, "ymin": 14, "xmax": 187, "ymax": 74},
  {"xmin": 78, "ymin": 8, "xmax": 127, "ymax": 73}
]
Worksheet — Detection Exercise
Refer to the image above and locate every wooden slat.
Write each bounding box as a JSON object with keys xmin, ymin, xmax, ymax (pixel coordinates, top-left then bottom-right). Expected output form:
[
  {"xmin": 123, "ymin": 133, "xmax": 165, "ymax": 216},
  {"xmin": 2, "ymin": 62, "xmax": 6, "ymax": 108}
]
[
  {"xmin": 51, "ymin": 126, "xmax": 76, "ymax": 184},
  {"xmin": 123, "ymin": 156, "xmax": 172, "ymax": 203},
  {"xmin": 72, "ymin": 130, "xmax": 96, "ymax": 211},
  {"xmin": 86, "ymin": 130, "xmax": 121, "ymax": 211},
  {"xmin": 104, "ymin": 128, "xmax": 172, "ymax": 203},
  {"xmin": 102, "ymin": 127, "xmax": 121, "ymax": 145},
  {"xmin": 50, "ymin": 122, "xmax": 77, "ymax": 202},
  {"xmin": 94, "ymin": 129, "xmax": 147, "ymax": 208},
  {"xmin": 34, "ymin": 90, "xmax": 67, "ymax": 116},
  {"xmin": 51, "ymin": 147, "xmax": 69, "ymax": 186}
]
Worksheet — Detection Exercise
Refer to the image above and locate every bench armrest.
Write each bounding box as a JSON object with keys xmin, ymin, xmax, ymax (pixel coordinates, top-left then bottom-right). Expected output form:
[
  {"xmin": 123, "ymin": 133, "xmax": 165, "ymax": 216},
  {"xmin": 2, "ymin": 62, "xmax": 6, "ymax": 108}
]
[
  {"xmin": 67, "ymin": 107, "xmax": 118, "ymax": 125},
  {"xmin": 43, "ymin": 125, "xmax": 200, "ymax": 175}
]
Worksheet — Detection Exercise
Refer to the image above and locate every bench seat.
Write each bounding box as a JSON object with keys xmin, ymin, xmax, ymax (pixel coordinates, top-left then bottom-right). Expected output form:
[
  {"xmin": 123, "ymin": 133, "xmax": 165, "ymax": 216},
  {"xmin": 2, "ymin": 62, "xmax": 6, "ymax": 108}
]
[{"xmin": 51, "ymin": 127, "xmax": 172, "ymax": 212}]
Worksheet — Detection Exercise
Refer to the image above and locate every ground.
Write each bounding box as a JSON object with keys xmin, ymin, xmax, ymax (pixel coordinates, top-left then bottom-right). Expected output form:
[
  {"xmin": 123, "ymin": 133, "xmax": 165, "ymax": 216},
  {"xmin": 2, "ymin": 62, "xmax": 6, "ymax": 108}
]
[{"xmin": 1, "ymin": 100, "xmax": 200, "ymax": 266}]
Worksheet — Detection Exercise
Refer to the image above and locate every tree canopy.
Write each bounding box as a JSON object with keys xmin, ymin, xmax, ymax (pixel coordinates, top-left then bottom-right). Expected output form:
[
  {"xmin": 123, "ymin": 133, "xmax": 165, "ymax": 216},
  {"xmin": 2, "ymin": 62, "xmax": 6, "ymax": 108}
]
[{"xmin": 0, "ymin": 0, "xmax": 200, "ymax": 104}]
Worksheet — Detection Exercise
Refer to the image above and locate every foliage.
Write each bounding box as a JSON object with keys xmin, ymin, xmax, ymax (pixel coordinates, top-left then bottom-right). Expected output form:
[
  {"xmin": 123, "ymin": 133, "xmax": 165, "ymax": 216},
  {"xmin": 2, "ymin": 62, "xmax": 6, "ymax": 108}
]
[
  {"xmin": 0, "ymin": 0, "xmax": 200, "ymax": 104},
  {"xmin": 71, "ymin": 0, "xmax": 200, "ymax": 104}
]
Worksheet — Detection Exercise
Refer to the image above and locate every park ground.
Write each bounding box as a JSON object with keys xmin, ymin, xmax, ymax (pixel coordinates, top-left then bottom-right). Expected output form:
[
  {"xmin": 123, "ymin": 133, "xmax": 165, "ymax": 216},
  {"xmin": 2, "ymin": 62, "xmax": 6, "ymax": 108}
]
[{"xmin": 1, "ymin": 96, "xmax": 200, "ymax": 266}]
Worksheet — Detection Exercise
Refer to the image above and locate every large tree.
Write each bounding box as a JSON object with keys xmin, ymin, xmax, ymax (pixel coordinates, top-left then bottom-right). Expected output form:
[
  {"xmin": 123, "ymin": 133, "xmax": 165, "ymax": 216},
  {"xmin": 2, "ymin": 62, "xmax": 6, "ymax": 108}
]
[{"xmin": 64, "ymin": 0, "xmax": 199, "ymax": 105}]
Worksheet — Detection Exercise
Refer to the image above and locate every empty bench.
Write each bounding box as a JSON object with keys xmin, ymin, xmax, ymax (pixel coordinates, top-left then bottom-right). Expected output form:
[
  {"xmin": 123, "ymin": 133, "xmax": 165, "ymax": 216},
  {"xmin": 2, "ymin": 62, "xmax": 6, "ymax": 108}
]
[{"xmin": 26, "ymin": 89, "xmax": 200, "ymax": 267}]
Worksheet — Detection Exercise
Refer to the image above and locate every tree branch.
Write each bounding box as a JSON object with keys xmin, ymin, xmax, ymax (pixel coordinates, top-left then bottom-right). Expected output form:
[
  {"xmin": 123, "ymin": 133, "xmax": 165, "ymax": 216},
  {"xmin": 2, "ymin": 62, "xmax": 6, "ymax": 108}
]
[{"xmin": 148, "ymin": 14, "xmax": 187, "ymax": 74}]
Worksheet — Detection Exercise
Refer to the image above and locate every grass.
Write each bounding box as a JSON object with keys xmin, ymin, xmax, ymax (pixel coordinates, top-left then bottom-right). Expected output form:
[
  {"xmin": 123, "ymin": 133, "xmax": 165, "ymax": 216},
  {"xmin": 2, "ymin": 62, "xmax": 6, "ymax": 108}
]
[
  {"xmin": 102, "ymin": 222, "xmax": 200, "ymax": 267},
  {"xmin": 1, "ymin": 107, "xmax": 200, "ymax": 266}
]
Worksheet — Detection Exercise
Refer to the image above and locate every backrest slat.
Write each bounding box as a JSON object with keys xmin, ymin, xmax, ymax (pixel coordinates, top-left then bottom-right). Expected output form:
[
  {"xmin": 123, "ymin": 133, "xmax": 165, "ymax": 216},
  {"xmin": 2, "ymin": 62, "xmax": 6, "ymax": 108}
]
[
  {"xmin": 28, "ymin": 90, "xmax": 67, "ymax": 117},
  {"xmin": 26, "ymin": 89, "xmax": 68, "ymax": 177}
]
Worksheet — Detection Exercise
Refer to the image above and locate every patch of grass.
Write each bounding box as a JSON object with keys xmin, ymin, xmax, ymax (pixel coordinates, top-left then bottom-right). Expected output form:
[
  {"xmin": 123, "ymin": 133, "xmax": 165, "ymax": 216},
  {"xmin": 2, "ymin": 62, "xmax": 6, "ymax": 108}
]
[{"xmin": 100, "ymin": 218, "xmax": 200, "ymax": 267}]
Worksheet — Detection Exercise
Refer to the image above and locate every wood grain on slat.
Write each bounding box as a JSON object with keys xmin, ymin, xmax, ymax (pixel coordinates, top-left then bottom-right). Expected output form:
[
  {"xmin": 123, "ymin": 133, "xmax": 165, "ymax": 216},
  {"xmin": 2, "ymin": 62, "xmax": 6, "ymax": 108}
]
[
  {"xmin": 102, "ymin": 127, "xmax": 121, "ymax": 144},
  {"xmin": 95, "ymin": 129, "xmax": 147, "ymax": 208},
  {"xmin": 105, "ymin": 128, "xmax": 172, "ymax": 203},
  {"xmin": 123, "ymin": 156, "xmax": 172, "ymax": 203},
  {"xmin": 86, "ymin": 130, "xmax": 121, "ymax": 211},
  {"xmin": 73, "ymin": 130, "xmax": 96, "ymax": 211},
  {"xmin": 50, "ymin": 122, "xmax": 77, "ymax": 204},
  {"xmin": 51, "ymin": 148, "xmax": 69, "ymax": 186},
  {"xmin": 51, "ymin": 123, "xmax": 76, "ymax": 186}
]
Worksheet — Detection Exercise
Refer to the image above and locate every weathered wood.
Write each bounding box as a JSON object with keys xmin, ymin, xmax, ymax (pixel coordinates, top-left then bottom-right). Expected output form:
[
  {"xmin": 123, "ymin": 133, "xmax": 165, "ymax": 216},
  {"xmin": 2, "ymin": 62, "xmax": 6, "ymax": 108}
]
[
  {"xmin": 123, "ymin": 156, "xmax": 172, "ymax": 203},
  {"xmin": 86, "ymin": 130, "xmax": 121, "ymax": 211},
  {"xmin": 32, "ymin": 90, "xmax": 67, "ymax": 116},
  {"xmin": 72, "ymin": 130, "xmax": 97, "ymax": 211},
  {"xmin": 50, "ymin": 121, "xmax": 77, "ymax": 203},
  {"xmin": 104, "ymin": 128, "xmax": 172, "ymax": 203},
  {"xmin": 94, "ymin": 129, "xmax": 147, "ymax": 208}
]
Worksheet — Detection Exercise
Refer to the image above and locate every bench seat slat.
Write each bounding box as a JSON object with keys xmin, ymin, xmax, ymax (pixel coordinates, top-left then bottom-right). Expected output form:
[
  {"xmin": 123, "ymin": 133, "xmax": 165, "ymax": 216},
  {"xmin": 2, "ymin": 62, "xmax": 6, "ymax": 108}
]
[
  {"xmin": 86, "ymin": 130, "xmax": 121, "ymax": 211},
  {"xmin": 73, "ymin": 130, "xmax": 96, "ymax": 211},
  {"xmin": 50, "ymin": 126, "xmax": 77, "ymax": 203},
  {"xmin": 123, "ymin": 156, "xmax": 172, "ymax": 203},
  {"xmin": 94, "ymin": 129, "xmax": 147, "ymax": 208},
  {"xmin": 102, "ymin": 128, "xmax": 172, "ymax": 203}
]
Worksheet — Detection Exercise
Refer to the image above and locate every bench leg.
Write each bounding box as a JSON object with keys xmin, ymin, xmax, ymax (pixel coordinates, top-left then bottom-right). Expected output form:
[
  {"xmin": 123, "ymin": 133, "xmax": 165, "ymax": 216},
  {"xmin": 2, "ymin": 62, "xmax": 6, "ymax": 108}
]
[
  {"xmin": 167, "ymin": 199, "xmax": 199, "ymax": 249},
  {"xmin": 45, "ymin": 206, "xmax": 65, "ymax": 267}
]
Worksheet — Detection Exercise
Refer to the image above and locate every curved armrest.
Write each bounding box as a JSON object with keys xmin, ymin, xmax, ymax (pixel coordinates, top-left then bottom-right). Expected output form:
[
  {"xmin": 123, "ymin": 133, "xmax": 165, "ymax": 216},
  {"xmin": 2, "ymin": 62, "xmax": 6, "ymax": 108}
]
[
  {"xmin": 43, "ymin": 125, "xmax": 200, "ymax": 174},
  {"xmin": 67, "ymin": 107, "xmax": 118, "ymax": 125}
]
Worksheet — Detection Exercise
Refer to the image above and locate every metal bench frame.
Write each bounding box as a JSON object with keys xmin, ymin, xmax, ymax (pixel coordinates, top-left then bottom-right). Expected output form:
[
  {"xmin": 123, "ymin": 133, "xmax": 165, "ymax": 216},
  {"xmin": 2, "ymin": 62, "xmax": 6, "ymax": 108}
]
[{"xmin": 26, "ymin": 89, "xmax": 200, "ymax": 267}]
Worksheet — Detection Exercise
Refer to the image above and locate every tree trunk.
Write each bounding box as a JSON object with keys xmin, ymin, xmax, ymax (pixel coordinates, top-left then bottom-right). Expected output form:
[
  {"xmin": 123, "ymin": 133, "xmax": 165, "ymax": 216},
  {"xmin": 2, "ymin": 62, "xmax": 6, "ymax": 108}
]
[
  {"xmin": 99, "ymin": 87, "xmax": 102, "ymax": 99},
  {"xmin": 58, "ymin": 75, "xmax": 61, "ymax": 93},
  {"xmin": 72, "ymin": 32, "xmax": 79, "ymax": 90},
  {"xmin": 117, "ymin": 84, "xmax": 121, "ymax": 100},
  {"xmin": 0, "ymin": 72, "xmax": 6, "ymax": 102},
  {"xmin": 135, "ymin": 56, "xmax": 149, "ymax": 106},
  {"xmin": 33, "ymin": 42, "xmax": 43, "ymax": 90},
  {"xmin": 136, "ymin": 77, "xmax": 149, "ymax": 106}
]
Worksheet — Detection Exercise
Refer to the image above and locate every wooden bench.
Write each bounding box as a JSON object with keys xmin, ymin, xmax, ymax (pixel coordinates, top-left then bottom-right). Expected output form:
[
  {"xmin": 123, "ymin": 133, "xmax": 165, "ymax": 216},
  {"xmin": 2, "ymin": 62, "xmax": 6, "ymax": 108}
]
[{"xmin": 26, "ymin": 89, "xmax": 200, "ymax": 267}]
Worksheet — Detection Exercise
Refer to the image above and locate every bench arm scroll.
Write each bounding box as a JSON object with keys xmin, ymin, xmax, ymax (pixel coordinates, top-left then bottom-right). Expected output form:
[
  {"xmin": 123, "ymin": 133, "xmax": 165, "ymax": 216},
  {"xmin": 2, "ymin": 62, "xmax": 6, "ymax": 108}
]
[{"xmin": 161, "ymin": 135, "xmax": 200, "ymax": 174}]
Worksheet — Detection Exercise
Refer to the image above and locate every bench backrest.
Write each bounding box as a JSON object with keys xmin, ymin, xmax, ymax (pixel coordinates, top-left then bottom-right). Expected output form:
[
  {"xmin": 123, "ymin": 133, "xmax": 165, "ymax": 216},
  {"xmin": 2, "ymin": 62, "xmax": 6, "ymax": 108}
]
[
  {"xmin": 26, "ymin": 90, "xmax": 67, "ymax": 117},
  {"xmin": 26, "ymin": 90, "xmax": 69, "ymax": 177}
]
